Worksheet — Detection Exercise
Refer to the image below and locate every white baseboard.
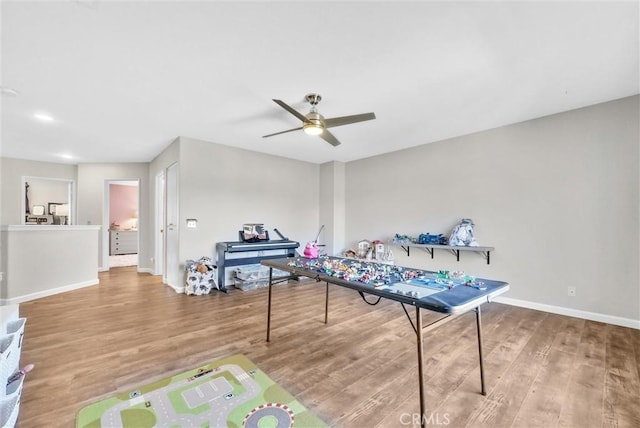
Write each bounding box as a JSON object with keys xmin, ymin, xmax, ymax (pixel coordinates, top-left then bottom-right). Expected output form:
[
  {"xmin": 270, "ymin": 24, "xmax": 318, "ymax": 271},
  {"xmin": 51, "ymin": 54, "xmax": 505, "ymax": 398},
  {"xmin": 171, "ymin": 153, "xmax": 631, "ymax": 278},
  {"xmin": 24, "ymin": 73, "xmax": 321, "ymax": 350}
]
[
  {"xmin": 0, "ymin": 279, "xmax": 100, "ymax": 305},
  {"xmin": 494, "ymin": 296, "xmax": 640, "ymax": 330},
  {"xmin": 165, "ymin": 283, "xmax": 184, "ymax": 294},
  {"xmin": 162, "ymin": 278, "xmax": 184, "ymax": 294},
  {"xmin": 99, "ymin": 266, "xmax": 153, "ymax": 273}
]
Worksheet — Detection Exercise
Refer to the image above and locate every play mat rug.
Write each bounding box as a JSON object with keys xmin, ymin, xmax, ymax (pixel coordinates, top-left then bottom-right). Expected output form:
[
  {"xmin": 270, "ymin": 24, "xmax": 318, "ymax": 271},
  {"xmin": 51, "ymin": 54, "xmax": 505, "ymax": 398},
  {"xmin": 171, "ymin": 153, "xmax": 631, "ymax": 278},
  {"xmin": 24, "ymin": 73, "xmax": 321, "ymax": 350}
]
[{"xmin": 76, "ymin": 354, "xmax": 327, "ymax": 428}]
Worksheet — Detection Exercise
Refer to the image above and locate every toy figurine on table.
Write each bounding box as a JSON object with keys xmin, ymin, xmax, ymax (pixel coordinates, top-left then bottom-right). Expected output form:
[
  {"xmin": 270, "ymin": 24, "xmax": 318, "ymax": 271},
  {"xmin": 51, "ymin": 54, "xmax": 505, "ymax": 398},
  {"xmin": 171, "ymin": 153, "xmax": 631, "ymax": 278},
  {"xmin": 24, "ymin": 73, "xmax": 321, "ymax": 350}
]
[{"xmin": 303, "ymin": 225, "xmax": 325, "ymax": 258}]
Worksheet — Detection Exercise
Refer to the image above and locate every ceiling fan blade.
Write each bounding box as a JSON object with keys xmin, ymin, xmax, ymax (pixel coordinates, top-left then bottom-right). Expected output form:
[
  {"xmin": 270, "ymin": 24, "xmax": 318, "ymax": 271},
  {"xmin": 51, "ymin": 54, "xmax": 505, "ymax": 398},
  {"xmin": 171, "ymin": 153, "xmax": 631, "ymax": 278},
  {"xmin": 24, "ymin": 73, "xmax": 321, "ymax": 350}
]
[
  {"xmin": 319, "ymin": 129, "xmax": 341, "ymax": 146},
  {"xmin": 262, "ymin": 126, "xmax": 303, "ymax": 138},
  {"xmin": 273, "ymin": 99, "xmax": 309, "ymax": 123},
  {"xmin": 324, "ymin": 112, "xmax": 376, "ymax": 129}
]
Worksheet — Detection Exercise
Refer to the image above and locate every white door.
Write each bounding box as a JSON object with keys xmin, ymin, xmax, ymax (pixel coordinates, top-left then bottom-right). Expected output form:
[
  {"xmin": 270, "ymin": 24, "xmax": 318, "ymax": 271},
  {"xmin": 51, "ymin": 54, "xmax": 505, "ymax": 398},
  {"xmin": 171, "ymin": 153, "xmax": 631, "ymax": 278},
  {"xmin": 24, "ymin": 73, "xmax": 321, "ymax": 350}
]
[
  {"xmin": 155, "ymin": 171, "xmax": 165, "ymax": 276},
  {"xmin": 164, "ymin": 162, "xmax": 179, "ymax": 287}
]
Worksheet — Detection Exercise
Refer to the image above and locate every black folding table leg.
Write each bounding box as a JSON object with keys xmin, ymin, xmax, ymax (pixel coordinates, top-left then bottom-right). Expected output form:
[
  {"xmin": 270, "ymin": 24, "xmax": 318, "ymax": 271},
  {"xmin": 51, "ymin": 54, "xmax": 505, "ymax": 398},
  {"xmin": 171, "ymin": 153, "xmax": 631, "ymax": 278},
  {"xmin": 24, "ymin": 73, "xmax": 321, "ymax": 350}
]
[
  {"xmin": 324, "ymin": 282, "xmax": 329, "ymax": 324},
  {"xmin": 475, "ymin": 306, "xmax": 486, "ymax": 395},
  {"xmin": 416, "ymin": 306, "xmax": 426, "ymax": 428},
  {"xmin": 266, "ymin": 268, "xmax": 273, "ymax": 342}
]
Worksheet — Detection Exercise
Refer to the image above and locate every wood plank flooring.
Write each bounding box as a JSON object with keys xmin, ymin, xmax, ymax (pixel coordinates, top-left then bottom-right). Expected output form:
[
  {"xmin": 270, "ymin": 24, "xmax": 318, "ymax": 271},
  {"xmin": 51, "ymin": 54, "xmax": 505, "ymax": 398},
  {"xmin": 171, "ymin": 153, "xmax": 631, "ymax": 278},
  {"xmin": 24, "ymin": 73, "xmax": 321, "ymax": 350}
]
[{"xmin": 16, "ymin": 267, "xmax": 640, "ymax": 427}]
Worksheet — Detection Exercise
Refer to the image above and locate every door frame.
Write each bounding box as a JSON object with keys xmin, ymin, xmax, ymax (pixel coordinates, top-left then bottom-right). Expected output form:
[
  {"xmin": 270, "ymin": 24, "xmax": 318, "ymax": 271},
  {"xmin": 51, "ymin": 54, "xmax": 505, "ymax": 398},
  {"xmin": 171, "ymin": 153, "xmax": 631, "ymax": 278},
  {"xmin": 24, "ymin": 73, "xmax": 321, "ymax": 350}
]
[
  {"xmin": 102, "ymin": 179, "xmax": 140, "ymax": 270},
  {"xmin": 163, "ymin": 162, "xmax": 179, "ymax": 289},
  {"xmin": 154, "ymin": 170, "xmax": 165, "ymax": 276}
]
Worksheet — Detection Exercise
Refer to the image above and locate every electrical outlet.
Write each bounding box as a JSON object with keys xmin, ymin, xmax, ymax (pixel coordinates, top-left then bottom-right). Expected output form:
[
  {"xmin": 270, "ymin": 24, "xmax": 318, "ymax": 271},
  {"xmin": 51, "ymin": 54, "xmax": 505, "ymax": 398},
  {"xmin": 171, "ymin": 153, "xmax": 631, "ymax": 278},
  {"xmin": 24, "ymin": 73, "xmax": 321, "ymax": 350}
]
[{"xmin": 568, "ymin": 286, "xmax": 576, "ymax": 297}]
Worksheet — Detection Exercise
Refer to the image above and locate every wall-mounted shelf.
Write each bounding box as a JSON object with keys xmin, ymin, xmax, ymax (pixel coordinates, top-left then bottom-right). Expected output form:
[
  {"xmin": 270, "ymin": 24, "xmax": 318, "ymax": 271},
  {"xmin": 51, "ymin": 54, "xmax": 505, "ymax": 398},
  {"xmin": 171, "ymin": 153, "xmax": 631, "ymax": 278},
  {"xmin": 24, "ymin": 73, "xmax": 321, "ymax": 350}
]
[{"xmin": 394, "ymin": 243, "xmax": 495, "ymax": 264}]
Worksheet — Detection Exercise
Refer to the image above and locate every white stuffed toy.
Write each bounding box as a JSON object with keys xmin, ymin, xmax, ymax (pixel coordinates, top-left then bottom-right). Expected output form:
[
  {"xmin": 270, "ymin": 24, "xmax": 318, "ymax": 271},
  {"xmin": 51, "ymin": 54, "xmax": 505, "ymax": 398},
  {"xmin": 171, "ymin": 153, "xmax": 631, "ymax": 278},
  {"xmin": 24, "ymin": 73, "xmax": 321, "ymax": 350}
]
[{"xmin": 449, "ymin": 218, "xmax": 479, "ymax": 247}]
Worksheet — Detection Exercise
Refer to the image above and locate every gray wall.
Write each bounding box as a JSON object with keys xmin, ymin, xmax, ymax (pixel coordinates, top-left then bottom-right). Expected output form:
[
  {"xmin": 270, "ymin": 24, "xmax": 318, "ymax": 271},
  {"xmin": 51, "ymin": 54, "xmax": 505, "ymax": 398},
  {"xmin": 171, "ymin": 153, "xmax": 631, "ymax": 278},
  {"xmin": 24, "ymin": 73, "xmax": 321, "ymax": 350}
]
[
  {"xmin": 319, "ymin": 161, "xmax": 346, "ymax": 255},
  {"xmin": 177, "ymin": 137, "xmax": 320, "ymax": 281},
  {"xmin": 77, "ymin": 163, "xmax": 150, "ymax": 270},
  {"xmin": 1, "ymin": 226, "xmax": 99, "ymax": 302},
  {"xmin": 0, "ymin": 157, "xmax": 77, "ymax": 224},
  {"xmin": 345, "ymin": 95, "xmax": 639, "ymax": 321}
]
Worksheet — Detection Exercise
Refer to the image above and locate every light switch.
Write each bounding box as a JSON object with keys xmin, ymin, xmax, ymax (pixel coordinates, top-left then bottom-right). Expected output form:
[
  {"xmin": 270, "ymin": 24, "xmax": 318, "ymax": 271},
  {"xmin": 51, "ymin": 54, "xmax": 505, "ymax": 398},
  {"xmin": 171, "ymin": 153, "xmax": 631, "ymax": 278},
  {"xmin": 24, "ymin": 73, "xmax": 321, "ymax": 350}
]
[{"xmin": 186, "ymin": 219, "xmax": 197, "ymax": 229}]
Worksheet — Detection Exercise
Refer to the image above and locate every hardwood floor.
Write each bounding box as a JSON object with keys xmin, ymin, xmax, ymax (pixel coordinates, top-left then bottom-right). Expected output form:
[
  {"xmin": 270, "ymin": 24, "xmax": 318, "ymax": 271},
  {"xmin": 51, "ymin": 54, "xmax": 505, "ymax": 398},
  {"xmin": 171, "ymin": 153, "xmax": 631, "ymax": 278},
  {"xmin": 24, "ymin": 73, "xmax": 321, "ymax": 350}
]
[{"xmin": 16, "ymin": 267, "xmax": 640, "ymax": 427}]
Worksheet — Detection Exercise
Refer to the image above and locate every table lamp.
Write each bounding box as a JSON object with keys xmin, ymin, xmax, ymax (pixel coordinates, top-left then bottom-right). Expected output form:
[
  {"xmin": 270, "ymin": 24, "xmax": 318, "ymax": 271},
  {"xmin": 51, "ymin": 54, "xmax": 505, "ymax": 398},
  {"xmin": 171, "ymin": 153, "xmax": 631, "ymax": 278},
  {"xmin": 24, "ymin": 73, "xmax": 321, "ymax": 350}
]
[{"xmin": 57, "ymin": 204, "xmax": 69, "ymax": 225}]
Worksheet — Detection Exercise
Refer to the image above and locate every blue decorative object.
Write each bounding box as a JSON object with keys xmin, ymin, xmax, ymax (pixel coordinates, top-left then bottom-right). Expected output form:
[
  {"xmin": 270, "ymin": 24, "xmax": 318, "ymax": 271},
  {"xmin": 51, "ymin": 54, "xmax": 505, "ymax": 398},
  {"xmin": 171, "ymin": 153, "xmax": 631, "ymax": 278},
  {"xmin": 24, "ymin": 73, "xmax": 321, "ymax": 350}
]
[{"xmin": 418, "ymin": 233, "xmax": 447, "ymax": 245}]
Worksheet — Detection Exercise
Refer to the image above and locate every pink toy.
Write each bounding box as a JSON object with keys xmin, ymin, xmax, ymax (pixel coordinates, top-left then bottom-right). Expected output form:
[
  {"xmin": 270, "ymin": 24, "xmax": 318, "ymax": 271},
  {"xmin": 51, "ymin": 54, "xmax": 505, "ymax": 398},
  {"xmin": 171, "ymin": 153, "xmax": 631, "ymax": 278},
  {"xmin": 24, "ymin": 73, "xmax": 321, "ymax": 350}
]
[
  {"xmin": 303, "ymin": 225, "xmax": 324, "ymax": 259},
  {"xmin": 303, "ymin": 242, "xmax": 319, "ymax": 258},
  {"xmin": 7, "ymin": 363, "xmax": 34, "ymax": 385}
]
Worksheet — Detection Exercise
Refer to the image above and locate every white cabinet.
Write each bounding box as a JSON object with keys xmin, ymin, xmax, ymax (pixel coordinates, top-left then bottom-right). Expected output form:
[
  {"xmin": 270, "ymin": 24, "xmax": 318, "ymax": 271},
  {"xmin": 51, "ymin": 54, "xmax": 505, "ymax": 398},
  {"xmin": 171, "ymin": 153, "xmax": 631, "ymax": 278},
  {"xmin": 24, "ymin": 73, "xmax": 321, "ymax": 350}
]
[
  {"xmin": 110, "ymin": 230, "xmax": 138, "ymax": 255},
  {"xmin": 1, "ymin": 305, "xmax": 25, "ymax": 428}
]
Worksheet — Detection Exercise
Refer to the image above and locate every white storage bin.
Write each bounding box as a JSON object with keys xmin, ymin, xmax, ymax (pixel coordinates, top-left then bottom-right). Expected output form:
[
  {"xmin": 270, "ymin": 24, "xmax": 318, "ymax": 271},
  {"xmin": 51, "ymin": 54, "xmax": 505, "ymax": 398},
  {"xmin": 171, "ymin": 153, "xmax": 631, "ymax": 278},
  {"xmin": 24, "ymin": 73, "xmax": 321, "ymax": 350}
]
[
  {"xmin": 0, "ymin": 393, "xmax": 21, "ymax": 428},
  {"xmin": 234, "ymin": 264, "xmax": 288, "ymax": 281},
  {"xmin": 234, "ymin": 278, "xmax": 269, "ymax": 291},
  {"xmin": 5, "ymin": 319, "xmax": 25, "ymax": 351},
  {"xmin": 0, "ymin": 306, "xmax": 23, "ymax": 427},
  {"xmin": 0, "ymin": 335, "xmax": 19, "ymax": 392}
]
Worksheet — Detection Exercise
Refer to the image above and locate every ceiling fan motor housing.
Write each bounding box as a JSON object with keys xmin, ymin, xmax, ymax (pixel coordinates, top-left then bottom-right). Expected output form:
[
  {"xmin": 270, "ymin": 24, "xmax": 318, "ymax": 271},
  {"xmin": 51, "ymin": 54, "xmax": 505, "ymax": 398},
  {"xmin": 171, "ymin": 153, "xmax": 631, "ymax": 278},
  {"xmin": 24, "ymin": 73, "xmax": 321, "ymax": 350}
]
[{"xmin": 305, "ymin": 93, "xmax": 322, "ymax": 106}]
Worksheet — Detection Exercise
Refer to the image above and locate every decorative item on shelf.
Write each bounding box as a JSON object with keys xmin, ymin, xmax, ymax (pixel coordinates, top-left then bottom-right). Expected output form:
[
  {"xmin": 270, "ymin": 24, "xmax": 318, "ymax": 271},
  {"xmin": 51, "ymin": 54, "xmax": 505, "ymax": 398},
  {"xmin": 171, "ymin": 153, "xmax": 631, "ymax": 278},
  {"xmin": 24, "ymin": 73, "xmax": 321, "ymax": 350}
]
[
  {"xmin": 48, "ymin": 202, "xmax": 63, "ymax": 216},
  {"xmin": 25, "ymin": 215, "xmax": 52, "ymax": 224},
  {"xmin": 365, "ymin": 247, "xmax": 373, "ymax": 261},
  {"xmin": 25, "ymin": 205, "xmax": 53, "ymax": 224},
  {"xmin": 344, "ymin": 249, "xmax": 357, "ymax": 258},
  {"xmin": 372, "ymin": 240, "xmax": 385, "ymax": 261},
  {"xmin": 56, "ymin": 204, "xmax": 69, "ymax": 225},
  {"xmin": 343, "ymin": 240, "xmax": 394, "ymax": 264},
  {"xmin": 357, "ymin": 240, "xmax": 371, "ymax": 258},
  {"xmin": 449, "ymin": 218, "xmax": 478, "ymax": 246},
  {"xmin": 393, "ymin": 234, "xmax": 416, "ymax": 244},
  {"xmin": 131, "ymin": 210, "xmax": 138, "ymax": 230},
  {"xmin": 418, "ymin": 233, "xmax": 448, "ymax": 245},
  {"xmin": 385, "ymin": 246, "xmax": 394, "ymax": 263},
  {"xmin": 25, "ymin": 182, "xmax": 30, "ymax": 214}
]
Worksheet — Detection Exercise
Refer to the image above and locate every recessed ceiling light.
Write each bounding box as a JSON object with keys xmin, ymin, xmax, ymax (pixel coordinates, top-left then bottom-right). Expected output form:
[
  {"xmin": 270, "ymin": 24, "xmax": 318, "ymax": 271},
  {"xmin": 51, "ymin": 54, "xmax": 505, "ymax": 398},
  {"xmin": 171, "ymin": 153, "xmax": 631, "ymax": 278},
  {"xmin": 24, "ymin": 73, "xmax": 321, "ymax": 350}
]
[
  {"xmin": 60, "ymin": 154, "xmax": 73, "ymax": 159},
  {"xmin": 34, "ymin": 113, "xmax": 55, "ymax": 122}
]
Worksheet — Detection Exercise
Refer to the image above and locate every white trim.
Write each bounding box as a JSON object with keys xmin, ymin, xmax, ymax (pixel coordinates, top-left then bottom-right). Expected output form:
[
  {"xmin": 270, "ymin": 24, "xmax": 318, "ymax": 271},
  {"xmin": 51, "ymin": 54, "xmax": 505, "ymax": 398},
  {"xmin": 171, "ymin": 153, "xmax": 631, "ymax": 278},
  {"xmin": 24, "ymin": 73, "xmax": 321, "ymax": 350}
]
[
  {"xmin": 103, "ymin": 178, "xmax": 140, "ymax": 271},
  {"xmin": 1, "ymin": 225, "xmax": 101, "ymax": 231},
  {"xmin": 0, "ymin": 279, "xmax": 99, "ymax": 305},
  {"xmin": 494, "ymin": 296, "xmax": 640, "ymax": 330},
  {"xmin": 137, "ymin": 267, "xmax": 153, "ymax": 274},
  {"xmin": 164, "ymin": 282, "xmax": 184, "ymax": 294}
]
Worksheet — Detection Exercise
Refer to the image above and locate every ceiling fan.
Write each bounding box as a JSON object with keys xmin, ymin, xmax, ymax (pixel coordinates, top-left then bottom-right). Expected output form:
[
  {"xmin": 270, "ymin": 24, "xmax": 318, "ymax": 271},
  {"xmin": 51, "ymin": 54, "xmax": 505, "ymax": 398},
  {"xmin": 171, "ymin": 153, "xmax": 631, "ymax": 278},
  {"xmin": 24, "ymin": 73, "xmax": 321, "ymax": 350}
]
[{"xmin": 263, "ymin": 93, "xmax": 376, "ymax": 146}]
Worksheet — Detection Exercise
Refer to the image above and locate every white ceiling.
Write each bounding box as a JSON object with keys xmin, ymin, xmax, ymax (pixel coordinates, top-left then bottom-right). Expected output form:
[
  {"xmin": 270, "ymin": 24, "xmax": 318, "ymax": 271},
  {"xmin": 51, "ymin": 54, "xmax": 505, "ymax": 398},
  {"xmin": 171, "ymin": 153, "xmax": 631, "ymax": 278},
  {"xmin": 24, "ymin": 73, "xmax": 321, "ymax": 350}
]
[{"xmin": 1, "ymin": 1, "xmax": 638, "ymax": 165}]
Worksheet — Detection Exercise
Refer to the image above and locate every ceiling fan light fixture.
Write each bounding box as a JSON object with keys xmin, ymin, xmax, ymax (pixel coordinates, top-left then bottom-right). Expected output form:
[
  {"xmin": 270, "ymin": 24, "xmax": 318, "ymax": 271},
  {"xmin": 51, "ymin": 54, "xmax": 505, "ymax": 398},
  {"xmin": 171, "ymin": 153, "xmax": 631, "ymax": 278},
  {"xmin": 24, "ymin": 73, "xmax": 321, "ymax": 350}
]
[
  {"xmin": 303, "ymin": 122, "xmax": 323, "ymax": 135},
  {"xmin": 304, "ymin": 110, "xmax": 324, "ymax": 135}
]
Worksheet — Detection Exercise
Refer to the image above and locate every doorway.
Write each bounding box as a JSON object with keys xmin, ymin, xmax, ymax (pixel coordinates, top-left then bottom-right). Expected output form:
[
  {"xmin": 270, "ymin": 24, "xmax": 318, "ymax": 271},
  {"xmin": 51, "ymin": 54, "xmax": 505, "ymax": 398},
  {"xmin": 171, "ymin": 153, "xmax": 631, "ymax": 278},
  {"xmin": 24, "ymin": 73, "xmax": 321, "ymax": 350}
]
[{"xmin": 104, "ymin": 179, "xmax": 140, "ymax": 269}]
